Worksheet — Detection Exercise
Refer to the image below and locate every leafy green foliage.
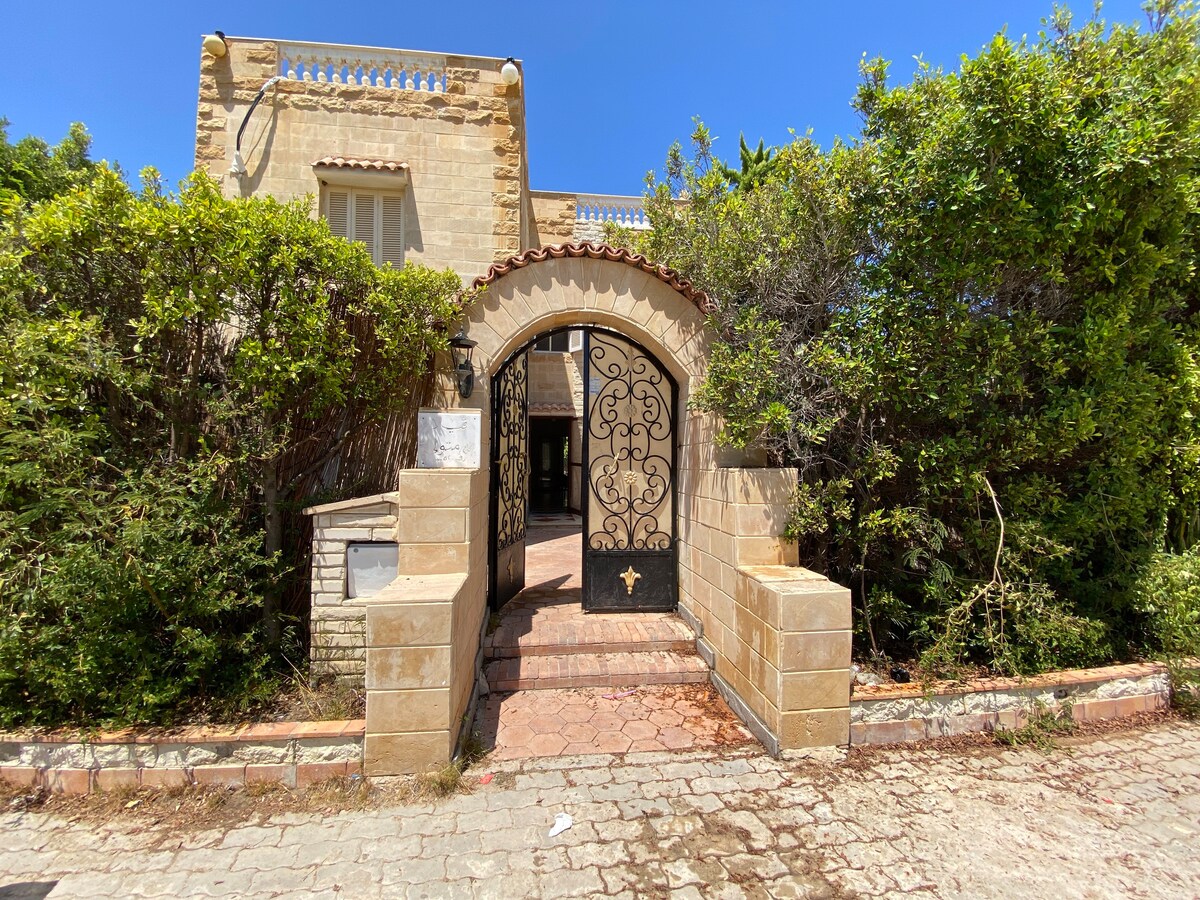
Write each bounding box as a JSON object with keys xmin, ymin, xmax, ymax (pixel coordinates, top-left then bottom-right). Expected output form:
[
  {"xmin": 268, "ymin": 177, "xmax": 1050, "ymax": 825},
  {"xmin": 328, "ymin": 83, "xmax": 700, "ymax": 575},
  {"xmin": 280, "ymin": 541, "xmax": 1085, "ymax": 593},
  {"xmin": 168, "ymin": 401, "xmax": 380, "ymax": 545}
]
[
  {"xmin": 716, "ymin": 135, "xmax": 780, "ymax": 191},
  {"xmin": 993, "ymin": 700, "xmax": 1077, "ymax": 750},
  {"xmin": 0, "ymin": 166, "xmax": 463, "ymax": 726},
  {"xmin": 0, "ymin": 119, "xmax": 95, "ymax": 216},
  {"xmin": 1130, "ymin": 550, "xmax": 1200, "ymax": 657},
  {"xmin": 634, "ymin": 2, "xmax": 1200, "ymax": 674}
]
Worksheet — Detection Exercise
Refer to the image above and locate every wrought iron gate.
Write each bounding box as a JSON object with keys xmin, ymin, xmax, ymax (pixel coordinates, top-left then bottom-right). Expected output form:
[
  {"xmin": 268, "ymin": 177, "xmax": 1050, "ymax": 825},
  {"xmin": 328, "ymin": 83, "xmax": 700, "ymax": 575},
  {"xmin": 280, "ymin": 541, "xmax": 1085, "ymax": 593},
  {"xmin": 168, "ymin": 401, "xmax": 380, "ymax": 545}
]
[
  {"xmin": 582, "ymin": 330, "xmax": 678, "ymax": 611},
  {"xmin": 489, "ymin": 352, "xmax": 528, "ymax": 608}
]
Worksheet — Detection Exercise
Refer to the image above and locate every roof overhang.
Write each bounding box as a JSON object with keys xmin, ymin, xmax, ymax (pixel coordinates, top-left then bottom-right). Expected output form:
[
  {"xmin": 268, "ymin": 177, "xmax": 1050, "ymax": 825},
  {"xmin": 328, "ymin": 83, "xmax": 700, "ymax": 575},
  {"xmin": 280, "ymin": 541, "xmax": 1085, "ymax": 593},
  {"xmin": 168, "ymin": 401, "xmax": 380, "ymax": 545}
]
[{"xmin": 312, "ymin": 157, "xmax": 411, "ymax": 191}]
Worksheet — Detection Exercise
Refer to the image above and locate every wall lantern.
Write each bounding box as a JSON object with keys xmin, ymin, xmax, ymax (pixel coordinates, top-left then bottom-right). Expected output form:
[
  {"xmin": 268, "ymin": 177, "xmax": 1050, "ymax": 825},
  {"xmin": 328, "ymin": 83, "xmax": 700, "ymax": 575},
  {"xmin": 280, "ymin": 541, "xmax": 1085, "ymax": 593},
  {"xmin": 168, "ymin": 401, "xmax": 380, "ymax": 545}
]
[
  {"xmin": 203, "ymin": 31, "xmax": 228, "ymax": 58},
  {"xmin": 449, "ymin": 330, "xmax": 478, "ymax": 399},
  {"xmin": 500, "ymin": 57, "xmax": 520, "ymax": 86}
]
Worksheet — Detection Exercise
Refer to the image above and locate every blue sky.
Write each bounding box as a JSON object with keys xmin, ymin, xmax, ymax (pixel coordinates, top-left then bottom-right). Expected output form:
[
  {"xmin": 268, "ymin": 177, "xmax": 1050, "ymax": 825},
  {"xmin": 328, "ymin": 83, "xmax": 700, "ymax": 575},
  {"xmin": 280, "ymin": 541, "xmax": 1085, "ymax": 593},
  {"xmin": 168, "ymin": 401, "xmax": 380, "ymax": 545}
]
[{"xmin": 5, "ymin": 1, "xmax": 1149, "ymax": 196}]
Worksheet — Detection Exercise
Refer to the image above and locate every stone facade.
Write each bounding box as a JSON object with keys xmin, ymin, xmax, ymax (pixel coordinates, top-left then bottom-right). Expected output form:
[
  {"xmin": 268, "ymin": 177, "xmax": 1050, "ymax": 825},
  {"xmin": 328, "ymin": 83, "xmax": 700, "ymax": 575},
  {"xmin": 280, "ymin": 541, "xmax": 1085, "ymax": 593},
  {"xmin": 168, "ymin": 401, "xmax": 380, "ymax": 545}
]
[
  {"xmin": 444, "ymin": 251, "xmax": 852, "ymax": 757},
  {"xmin": 194, "ymin": 39, "xmax": 649, "ymax": 280},
  {"xmin": 196, "ymin": 38, "xmax": 529, "ymax": 280},
  {"xmin": 362, "ymin": 469, "xmax": 489, "ymax": 774},
  {"xmin": 197, "ymin": 36, "xmax": 854, "ymax": 773}
]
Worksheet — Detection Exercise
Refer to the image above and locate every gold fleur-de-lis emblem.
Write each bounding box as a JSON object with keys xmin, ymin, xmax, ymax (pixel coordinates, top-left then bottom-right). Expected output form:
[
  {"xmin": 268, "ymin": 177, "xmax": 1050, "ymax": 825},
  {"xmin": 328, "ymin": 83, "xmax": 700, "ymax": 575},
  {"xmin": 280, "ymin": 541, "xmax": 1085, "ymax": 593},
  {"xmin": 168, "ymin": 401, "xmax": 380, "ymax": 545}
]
[{"xmin": 619, "ymin": 565, "xmax": 641, "ymax": 596}]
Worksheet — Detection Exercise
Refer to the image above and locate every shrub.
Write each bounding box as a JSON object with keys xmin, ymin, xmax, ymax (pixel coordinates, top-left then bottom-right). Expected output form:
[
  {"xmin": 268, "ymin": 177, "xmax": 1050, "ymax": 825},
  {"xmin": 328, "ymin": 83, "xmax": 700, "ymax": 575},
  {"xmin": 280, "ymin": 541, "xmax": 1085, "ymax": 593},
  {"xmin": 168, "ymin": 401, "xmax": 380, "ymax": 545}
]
[
  {"xmin": 0, "ymin": 166, "xmax": 464, "ymax": 726},
  {"xmin": 631, "ymin": 2, "xmax": 1200, "ymax": 674},
  {"xmin": 1129, "ymin": 550, "xmax": 1200, "ymax": 658},
  {"xmin": 0, "ymin": 461, "xmax": 275, "ymax": 727}
]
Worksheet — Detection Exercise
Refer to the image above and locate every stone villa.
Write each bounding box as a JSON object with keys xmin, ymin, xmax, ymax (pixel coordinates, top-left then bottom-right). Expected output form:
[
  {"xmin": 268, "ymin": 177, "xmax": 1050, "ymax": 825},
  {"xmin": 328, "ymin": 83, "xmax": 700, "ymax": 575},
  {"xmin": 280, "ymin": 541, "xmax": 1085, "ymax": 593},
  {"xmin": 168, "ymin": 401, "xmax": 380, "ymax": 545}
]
[{"xmin": 195, "ymin": 35, "xmax": 853, "ymax": 773}]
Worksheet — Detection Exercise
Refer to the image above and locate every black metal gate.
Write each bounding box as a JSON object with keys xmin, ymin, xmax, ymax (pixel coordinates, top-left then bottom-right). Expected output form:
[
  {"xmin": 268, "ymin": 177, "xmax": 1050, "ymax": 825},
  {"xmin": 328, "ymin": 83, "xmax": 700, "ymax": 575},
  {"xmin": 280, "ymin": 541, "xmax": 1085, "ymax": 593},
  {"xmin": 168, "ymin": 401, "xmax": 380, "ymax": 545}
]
[
  {"xmin": 488, "ymin": 351, "xmax": 528, "ymax": 609},
  {"xmin": 581, "ymin": 330, "xmax": 678, "ymax": 611},
  {"xmin": 488, "ymin": 327, "xmax": 677, "ymax": 612}
]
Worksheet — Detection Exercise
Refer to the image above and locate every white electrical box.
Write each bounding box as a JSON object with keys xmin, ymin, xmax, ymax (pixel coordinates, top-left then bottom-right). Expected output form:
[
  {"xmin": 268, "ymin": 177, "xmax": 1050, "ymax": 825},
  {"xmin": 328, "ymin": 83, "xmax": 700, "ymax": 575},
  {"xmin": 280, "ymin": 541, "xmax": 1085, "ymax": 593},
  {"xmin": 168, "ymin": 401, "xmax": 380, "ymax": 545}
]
[{"xmin": 346, "ymin": 542, "xmax": 398, "ymax": 599}]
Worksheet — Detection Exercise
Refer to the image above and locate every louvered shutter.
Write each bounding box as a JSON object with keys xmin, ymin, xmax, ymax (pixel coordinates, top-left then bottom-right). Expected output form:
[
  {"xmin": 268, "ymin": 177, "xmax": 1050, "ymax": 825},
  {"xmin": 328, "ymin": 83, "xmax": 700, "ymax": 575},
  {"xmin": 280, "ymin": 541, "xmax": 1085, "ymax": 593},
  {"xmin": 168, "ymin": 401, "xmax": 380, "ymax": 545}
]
[
  {"xmin": 326, "ymin": 190, "xmax": 350, "ymax": 239},
  {"xmin": 380, "ymin": 195, "xmax": 405, "ymax": 267},
  {"xmin": 354, "ymin": 192, "xmax": 377, "ymax": 260}
]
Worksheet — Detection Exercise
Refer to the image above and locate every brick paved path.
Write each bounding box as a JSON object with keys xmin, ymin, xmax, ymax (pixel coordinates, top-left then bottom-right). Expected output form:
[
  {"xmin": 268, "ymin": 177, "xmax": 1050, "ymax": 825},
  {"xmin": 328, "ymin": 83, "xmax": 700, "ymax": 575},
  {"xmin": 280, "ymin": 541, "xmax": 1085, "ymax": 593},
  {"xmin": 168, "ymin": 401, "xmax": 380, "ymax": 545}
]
[{"xmin": 2, "ymin": 722, "xmax": 1198, "ymax": 898}]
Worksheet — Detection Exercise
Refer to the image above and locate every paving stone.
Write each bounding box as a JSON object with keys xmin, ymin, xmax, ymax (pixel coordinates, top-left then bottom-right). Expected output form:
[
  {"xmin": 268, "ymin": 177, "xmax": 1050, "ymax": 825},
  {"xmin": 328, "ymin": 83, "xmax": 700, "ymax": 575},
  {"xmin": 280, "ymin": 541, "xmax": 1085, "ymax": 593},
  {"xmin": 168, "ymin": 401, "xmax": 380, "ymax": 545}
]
[{"xmin": 2, "ymin": 722, "xmax": 1198, "ymax": 898}]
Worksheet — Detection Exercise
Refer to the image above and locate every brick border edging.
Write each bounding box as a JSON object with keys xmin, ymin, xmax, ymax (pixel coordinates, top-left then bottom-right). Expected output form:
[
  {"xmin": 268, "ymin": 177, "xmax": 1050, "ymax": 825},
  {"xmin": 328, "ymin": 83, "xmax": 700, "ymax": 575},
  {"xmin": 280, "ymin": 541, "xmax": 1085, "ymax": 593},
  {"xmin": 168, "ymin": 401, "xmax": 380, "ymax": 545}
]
[
  {"xmin": 0, "ymin": 719, "xmax": 365, "ymax": 795},
  {"xmin": 850, "ymin": 662, "xmax": 1172, "ymax": 745}
]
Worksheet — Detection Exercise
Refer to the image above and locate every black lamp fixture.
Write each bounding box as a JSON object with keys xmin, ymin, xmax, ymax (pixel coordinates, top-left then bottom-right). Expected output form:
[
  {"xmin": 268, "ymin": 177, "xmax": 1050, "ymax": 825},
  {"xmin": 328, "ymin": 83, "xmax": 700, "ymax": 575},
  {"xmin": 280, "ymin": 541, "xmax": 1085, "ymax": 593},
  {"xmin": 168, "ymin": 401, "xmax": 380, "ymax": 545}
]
[{"xmin": 448, "ymin": 330, "xmax": 477, "ymax": 399}]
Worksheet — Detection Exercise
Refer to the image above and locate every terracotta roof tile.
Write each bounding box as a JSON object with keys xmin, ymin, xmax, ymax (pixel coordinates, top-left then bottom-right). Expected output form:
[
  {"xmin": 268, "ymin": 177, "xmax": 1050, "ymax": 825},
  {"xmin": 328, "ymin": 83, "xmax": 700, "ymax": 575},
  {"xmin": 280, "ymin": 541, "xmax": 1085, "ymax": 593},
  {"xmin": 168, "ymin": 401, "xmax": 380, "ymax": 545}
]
[
  {"xmin": 312, "ymin": 156, "xmax": 410, "ymax": 173},
  {"xmin": 473, "ymin": 242, "xmax": 713, "ymax": 314},
  {"xmin": 529, "ymin": 402, "xmax": 578, "ymax": 414}
]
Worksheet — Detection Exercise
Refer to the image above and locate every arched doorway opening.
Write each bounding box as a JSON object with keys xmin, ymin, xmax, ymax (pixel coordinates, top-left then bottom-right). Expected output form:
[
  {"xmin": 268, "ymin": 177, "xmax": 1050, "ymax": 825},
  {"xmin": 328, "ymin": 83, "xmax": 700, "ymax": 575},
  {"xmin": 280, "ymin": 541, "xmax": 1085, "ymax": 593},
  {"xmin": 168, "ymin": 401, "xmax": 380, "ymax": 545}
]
[{"xmin": 489, "ymin": 325, "xmax": 679, "ymax": 614}]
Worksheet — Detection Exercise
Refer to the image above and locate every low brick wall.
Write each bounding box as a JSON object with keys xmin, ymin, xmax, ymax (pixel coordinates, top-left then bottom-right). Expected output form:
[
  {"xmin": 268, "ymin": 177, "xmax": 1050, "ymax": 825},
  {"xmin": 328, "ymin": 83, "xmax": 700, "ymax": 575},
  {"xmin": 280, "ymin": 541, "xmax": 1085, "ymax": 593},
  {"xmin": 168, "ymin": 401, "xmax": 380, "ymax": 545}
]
[
  {"xmin": 0, "ymin": 720, "xmax": 364, "ymax": 794},
  {"xmin": 850, "ymin": 662, "xmax": 1170, "ymax": 745}
]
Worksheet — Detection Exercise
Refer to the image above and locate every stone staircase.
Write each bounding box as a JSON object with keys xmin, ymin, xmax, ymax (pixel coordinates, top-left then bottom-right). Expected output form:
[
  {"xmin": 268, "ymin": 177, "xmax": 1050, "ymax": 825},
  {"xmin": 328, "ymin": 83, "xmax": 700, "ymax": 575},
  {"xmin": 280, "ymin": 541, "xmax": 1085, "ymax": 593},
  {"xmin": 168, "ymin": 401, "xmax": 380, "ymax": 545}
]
[{"xmin": 482, "ymin": 593, "xmax": 708, "ymax": 693}]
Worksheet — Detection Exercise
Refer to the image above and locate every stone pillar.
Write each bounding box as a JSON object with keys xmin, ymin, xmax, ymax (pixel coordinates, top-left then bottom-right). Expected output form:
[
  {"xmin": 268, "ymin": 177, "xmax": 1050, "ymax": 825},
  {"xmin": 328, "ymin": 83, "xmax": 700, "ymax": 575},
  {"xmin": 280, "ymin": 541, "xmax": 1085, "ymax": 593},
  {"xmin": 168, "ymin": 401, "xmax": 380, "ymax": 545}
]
[
  {"xmin": 678, "ymin": 462, "xmax": 853, "ymax": 754},
  {"xmin": 363, "ymin": 468, "xmax": 488, "ymax": 775},
  {"xmin": 364, "ymin": 575, "xmax": 461, "ymax": 774}
]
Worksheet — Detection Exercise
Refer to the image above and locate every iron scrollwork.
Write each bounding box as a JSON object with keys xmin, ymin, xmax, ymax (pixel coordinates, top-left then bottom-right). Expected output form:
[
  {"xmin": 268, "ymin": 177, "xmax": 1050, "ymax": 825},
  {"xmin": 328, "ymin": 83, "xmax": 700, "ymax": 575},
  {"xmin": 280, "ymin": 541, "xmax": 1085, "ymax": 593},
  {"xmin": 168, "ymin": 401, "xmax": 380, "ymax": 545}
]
[
  {"xmin": 495, "ymin": 352, "xmax": 528, "ymax": 551},
  {"xmin": 586, "ymin": 331, "xmax": 674, "ymax": 552}
]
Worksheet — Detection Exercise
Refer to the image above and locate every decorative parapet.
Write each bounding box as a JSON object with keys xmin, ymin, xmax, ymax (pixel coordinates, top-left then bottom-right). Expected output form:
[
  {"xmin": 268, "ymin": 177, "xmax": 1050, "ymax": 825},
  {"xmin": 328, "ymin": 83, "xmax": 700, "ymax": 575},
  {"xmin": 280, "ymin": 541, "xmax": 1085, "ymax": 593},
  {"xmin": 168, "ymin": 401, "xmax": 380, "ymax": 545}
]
[
  {"xmin": 277, "ymin": 40, "xmax": 457, "ymax": 91},
  {"xmin": 574, "ymin": 194, "xmax": 650, "ymax": 240}
]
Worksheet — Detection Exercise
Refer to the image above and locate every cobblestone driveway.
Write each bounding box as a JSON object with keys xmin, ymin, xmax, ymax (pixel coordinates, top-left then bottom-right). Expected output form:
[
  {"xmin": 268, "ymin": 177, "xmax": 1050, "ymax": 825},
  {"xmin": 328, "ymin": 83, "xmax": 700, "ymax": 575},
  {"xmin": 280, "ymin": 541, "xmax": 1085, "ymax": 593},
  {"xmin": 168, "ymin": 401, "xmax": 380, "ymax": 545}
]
[{"xmin": 1, "ymin": 722, "xmax": 1197, "ymax": 898}]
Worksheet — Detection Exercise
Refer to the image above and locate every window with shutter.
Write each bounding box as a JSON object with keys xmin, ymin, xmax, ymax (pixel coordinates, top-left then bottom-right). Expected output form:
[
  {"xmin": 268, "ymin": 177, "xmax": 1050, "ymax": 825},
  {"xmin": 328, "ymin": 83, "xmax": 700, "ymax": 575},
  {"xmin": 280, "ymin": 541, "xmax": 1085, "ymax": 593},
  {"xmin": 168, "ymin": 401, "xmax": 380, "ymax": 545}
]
[
  {"xmin": 380, "ymin": 196, "xmax": 405, "ymax": 267},
  {"xmin": 321, "ymin": 187, "xmax": 405, "ymax": 267},
  {"xmin": 353, "ymin": 192, "xmax": 376, "ymax": 250},
  {"xmin": 326, "ymin": 190, "xmax": 349, "ymax": 239}
]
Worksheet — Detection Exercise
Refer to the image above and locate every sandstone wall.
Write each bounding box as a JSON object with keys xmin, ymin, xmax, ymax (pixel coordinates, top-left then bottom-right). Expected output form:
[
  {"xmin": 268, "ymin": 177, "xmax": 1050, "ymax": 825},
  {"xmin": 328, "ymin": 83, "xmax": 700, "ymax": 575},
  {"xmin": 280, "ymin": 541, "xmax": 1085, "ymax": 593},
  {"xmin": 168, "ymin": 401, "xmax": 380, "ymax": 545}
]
[{"xmin": 196, "ymin": 38, "xmax": 527, "ymax": 281}]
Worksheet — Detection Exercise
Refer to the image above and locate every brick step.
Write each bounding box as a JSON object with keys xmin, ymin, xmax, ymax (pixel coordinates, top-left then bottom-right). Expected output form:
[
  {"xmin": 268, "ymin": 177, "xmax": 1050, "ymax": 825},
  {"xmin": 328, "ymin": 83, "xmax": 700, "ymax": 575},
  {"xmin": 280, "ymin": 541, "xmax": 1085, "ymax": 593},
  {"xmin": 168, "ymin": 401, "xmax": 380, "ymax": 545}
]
[
  {"xmin": 484, "ymin": 636, "xmax": 695, "ymax": 660},
  {"xmin": 484, "ymin": 651, "xmax": 709, "ymax": 693},
  {"xmin": 484, "ymin": 610, "xmax": 697, "ymax": 660}
]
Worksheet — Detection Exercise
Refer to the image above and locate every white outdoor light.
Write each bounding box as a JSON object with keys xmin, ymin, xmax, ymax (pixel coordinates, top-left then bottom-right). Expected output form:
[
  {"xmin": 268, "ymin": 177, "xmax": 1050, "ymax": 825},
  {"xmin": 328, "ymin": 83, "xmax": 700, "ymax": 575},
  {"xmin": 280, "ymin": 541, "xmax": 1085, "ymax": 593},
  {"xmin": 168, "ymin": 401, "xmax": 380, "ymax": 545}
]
[
  {"xmin": 203, "ymin": 32, "xmax": 228, "ymax": 58},
  {"xmin": 500, "ymin": 57, "xmax": 520, "ymax": 86}
]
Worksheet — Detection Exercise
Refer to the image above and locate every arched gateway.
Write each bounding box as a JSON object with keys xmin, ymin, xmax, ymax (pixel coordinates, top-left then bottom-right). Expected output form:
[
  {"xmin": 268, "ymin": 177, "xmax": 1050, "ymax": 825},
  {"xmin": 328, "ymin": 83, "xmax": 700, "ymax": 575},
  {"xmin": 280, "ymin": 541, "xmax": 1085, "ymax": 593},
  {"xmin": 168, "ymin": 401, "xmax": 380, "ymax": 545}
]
[{"xmin": 305, "ymin": 243, "xmax": 852, "ymax": 775}]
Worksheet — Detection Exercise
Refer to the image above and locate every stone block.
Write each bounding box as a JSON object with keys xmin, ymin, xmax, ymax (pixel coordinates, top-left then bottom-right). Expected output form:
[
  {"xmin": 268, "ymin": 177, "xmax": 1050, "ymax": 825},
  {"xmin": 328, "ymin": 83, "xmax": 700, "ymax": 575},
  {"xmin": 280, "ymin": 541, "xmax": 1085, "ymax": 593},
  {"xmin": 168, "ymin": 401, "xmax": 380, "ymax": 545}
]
[
  {"xmin": 398, "ymin": 470, "xmax": 477, "ymax": 508},
  {"xmin": 140, "ymin": 767, "xmax": 192, "ymax": 788},
  {"xmin": 246, "ymin": 764, "xmax": 296, "ymax": 789},
  {"xmin": 0, "ymin": 766, "xmax": 42, "ymax": 789},
  {"xmin": 780, "ymin": 708, "xmax": 851, "ymax": 749},
  {"xmin": 296, "ymin": 761, "xmax": 348, "ymax": 788},
  {"xmin": 44, "ymin": 768, "xmax": 91, "ymax": 794},
  {"xmin": 366, "ymin": 645, "xmax": 452, "ymax": 691},
  {"xmin": 781, "ymin": 631, "xmax": 852, "ymax": 674},
  {"xmin": 397, "ymin": 507, "xmax": 468, "ymax": 544},
  {"xmin": 366, "ymin": 602, "xmax": 452, "ymax": 647},
  {"xmin": 398, "ymin": 542, "xmax": 469, "ymax": 575},
  {"xmin": 782, "ymin": 670, "xmax": 851, "ymax": 712},
  {"xmin": 293, "ymin": 738, "xmax": 363, "ymax": 764},
  {"xmin": 780, "ymin": 587, "xmax": 852, "ymax": 633},
  {"xmin": 191, "ymin": 765, "xmax": 247, "ymax": 788},
  {"xmin": 364, "ymin": 731, "xmax": 451, "ymax": 775},
  {"xmin": 366, "ymin": 688, "xmax": 451, "ymax": 734}
]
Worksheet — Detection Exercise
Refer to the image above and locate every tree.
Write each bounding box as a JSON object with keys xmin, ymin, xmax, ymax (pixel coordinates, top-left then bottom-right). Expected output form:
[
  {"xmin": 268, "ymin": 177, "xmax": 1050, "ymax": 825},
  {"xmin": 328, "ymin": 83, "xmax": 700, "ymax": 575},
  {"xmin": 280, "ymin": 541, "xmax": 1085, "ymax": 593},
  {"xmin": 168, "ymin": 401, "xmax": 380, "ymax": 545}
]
[
  {"xmin": 0, "ymin": 166, "xmax": 464, "ymax": 724},
  {"xmin": 715, "ymin": 134, "xmax": 780, "ymax": 191},
  {"xmin": 634, "ymin": 1, "xmax": 1200, "ymax": 673},
  {"xmin": 0, "ymin": 119, "xmax": 95, "ymax": 214}
]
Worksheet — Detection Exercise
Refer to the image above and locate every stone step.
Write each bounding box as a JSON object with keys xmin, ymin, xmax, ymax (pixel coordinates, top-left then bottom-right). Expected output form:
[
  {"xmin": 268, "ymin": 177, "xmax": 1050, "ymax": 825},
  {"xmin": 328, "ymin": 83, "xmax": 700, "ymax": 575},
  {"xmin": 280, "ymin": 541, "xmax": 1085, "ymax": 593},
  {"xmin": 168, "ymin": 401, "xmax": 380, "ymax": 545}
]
[
  {"xmin": 484, "ymin": 604, "xmax": 697, "ymax": 660},
  {"xmin": 484, "ymin": 651, "xmax": 710, "ymax": 693}
]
